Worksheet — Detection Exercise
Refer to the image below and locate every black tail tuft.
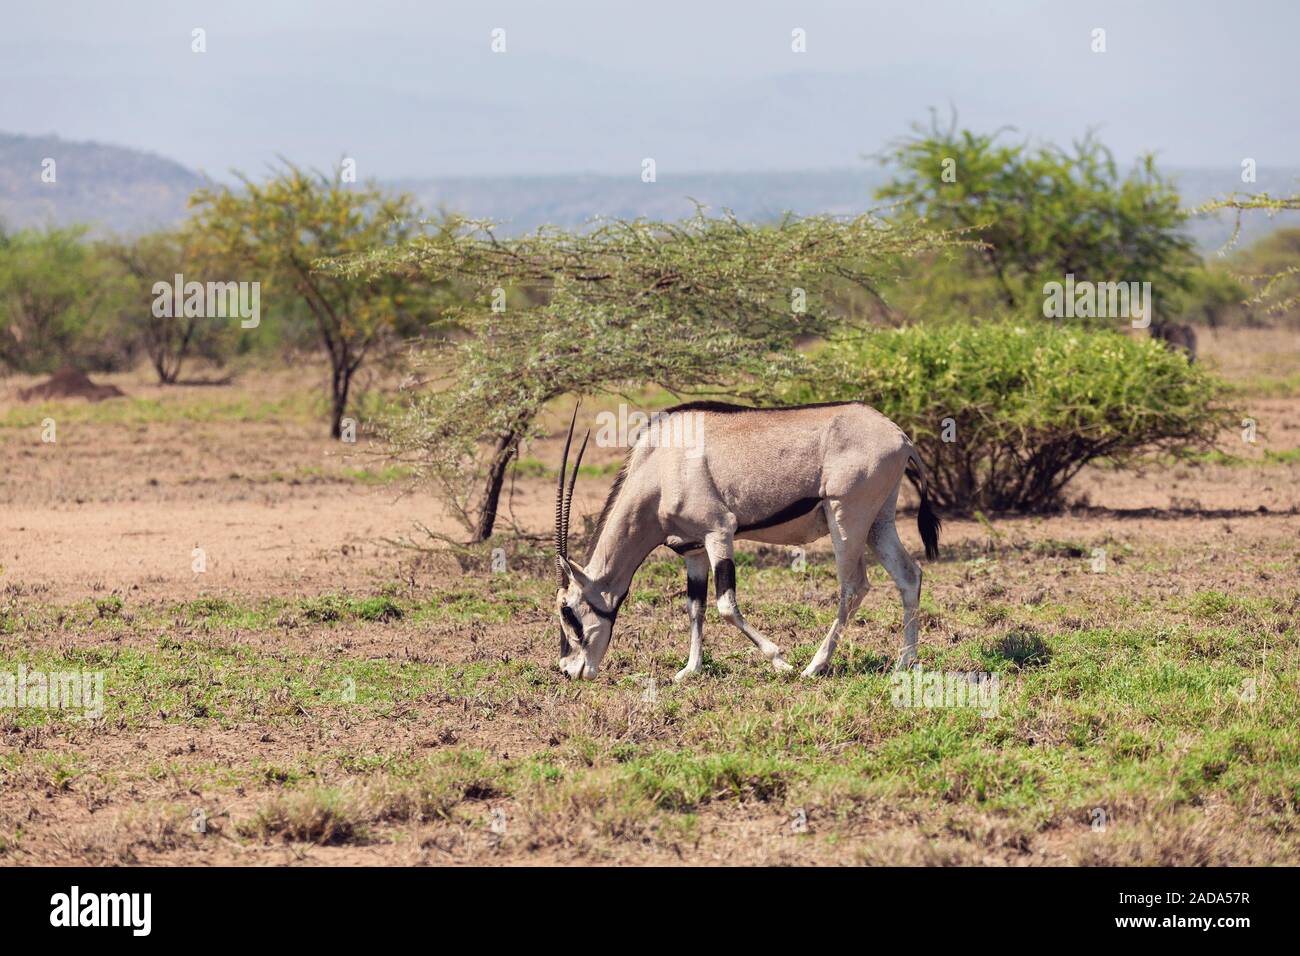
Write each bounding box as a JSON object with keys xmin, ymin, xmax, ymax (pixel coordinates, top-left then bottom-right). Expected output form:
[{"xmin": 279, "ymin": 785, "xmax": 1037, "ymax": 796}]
[
  {"xmin": 917, "ymin": 490, "xmax": 941, "ymax": 561},
  {"xmin": 906, "ymin": 454, "xmax": 941, "ymax": 561}
]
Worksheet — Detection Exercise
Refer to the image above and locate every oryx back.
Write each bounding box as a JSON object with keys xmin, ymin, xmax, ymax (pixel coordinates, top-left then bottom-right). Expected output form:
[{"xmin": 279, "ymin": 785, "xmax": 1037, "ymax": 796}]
[{"xmin": 644, "ymin": 401, "xmax": 913, "ymax": 546}]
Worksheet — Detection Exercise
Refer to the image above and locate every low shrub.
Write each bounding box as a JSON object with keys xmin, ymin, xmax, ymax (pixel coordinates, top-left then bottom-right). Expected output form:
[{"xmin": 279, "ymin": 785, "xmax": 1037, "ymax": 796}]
[{"xmin": 786, "ymin": 320, "xmax": 1234, "ymax": 512}]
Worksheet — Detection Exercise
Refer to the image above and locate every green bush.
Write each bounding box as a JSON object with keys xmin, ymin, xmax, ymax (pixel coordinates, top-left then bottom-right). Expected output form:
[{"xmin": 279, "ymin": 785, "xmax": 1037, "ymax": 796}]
[
  {"xmin": 786, "ymin": 320, "xmax": 1234, "ymax": 512},
  {"xmin": 0, "ymin": 225, "xmax": 132, "ymax": 373},
  {"xmin": 875, "ymin": 120, "xmax": 1196, "ymax": 324}
]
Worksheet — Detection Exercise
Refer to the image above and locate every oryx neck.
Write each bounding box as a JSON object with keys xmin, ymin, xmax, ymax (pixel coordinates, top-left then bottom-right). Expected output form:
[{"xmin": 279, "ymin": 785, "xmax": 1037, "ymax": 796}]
[{"xmin": 583, "ymin": 479, "xmax": 661, "ymax": 610}]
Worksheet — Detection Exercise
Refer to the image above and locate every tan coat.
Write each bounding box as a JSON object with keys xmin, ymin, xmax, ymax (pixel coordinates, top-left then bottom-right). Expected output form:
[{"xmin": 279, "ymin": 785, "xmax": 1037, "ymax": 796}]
[{"xmin": 556, "ymin": 402, "xmax": 940, "ymax": 680}]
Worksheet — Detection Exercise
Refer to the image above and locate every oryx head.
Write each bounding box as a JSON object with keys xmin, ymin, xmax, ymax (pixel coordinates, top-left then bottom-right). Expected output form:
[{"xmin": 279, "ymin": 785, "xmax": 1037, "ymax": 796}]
[{"xmin": 554, "ymin": 408, "xmax": 615, "ymax": 680}]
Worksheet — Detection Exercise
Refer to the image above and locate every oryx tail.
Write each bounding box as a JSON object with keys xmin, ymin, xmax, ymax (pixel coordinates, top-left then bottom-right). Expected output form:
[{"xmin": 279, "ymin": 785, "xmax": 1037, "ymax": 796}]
[{"xmin": 906, "ymin": 447, "xmax": 941, "ymax": 561}]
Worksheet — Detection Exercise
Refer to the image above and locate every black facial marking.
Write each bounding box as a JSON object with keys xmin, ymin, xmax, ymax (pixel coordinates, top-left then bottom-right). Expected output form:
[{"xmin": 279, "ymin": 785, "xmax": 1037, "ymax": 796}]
[
  {"xmin": 714, "ymin": 558, "xmax": 736, "ymax": 600},
  {"xmin": 686, "ymin": 570, "xmax": 708, "ymax": 605},
  {"xmin": 560, "ymin": 605, "xmax": 583, "ymax": 645},
  {"xmin": 737, "ymin": 497, "xmax": 822, "ymax": 533}
]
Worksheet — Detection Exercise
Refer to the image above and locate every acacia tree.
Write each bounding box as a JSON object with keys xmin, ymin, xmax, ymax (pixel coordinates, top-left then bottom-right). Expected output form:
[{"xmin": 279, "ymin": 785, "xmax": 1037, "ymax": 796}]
[
  {"xmin": 876, "ymin": 114, "xmax": 1196, "ymax": 322},
  {"xmin": 334, "ymin": 211, "xmax": 953, "ymax": 542},
  {"xmin": 192, "ymin": 165, "xmax": 437, "ymax": 437},
  {"xmin": 105, "ymin": 228, "xmax": 236, "ymax": 383},
  {"xmin": 1198, "ymin": 193, "xmax": 1300, "ymax": 316}
]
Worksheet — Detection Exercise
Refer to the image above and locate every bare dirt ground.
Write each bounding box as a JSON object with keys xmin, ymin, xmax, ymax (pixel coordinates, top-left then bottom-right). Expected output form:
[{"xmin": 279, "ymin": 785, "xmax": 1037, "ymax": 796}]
[
  {"xmin": 1, "ymin": 329, "xmax": 1297, "ymax": 866},
  {"xmin": 3, "ymin": 363, "xmax": 1295, "ymax": 604}
]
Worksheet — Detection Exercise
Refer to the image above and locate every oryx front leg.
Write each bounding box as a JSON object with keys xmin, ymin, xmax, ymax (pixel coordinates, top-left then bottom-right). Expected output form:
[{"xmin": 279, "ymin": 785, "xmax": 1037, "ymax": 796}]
[
  {"xmin": 704, "ymin": 532, "xmax": 793, "ymax": 674},
  {"xmin": 674, "ymin": 551, "xmax": 709, "ymax": 683},
  {"xmin": 803, "ymin": 498, "xmax": 870, "ymax": 678},
  {"xmin": 870, "ymin": 513, "xmax": 922, "ymax": 670}
]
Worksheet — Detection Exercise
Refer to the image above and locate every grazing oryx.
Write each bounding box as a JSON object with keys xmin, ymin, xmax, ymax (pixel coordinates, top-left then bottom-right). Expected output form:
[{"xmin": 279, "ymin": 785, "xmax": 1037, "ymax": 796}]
[{"xmin": 554, "ymin": 401, "xmax": 941, "ymax": 681}]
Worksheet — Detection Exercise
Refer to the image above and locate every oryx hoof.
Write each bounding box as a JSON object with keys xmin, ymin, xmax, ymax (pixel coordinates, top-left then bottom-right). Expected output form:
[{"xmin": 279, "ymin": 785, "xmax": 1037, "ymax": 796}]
[
  {"xmin": 771, "ymin": 655, "xmax": 794, "ymax": 674},
  {"xmin": 800, "ymin": 660, "xmax": 829, "ymax": 679},
  {"xmin": 893, "ymin": 651, "xmax": 918, "ymax": 672},
  {"xmin": 673, "ymin": 666, "xmax": 699, "ymax": 684}
]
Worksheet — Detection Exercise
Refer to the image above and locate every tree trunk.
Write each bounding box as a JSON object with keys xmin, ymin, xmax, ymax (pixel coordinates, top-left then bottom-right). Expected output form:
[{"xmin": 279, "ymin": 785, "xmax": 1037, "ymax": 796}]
[
  {"xmin": 151, "ymin": 351, "xmax": 174, "ymax": 385},
  {"xmin": 471, "ymin": 430, "xmax": 518, "ymax": 543},
  {"xmin": 330, "ymin": 361, "xmax": 352, "ymax": 439}
]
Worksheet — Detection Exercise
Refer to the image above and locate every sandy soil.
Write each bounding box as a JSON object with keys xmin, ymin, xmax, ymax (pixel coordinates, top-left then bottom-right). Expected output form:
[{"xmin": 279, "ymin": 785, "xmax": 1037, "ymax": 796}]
[{"xmin": 2, "ymin": 394, "xmax": 1297, "ymax": 603}]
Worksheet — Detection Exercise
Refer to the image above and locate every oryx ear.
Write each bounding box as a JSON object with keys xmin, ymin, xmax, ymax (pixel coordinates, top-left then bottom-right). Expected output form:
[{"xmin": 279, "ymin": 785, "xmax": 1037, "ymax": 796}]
[
  {"xmin": 563, "ymin": 558, "xmax": 598, "ymax": 595},
  {"xmin": 563, "ymin": 559, "xmax": 614, "ymax": 613}
]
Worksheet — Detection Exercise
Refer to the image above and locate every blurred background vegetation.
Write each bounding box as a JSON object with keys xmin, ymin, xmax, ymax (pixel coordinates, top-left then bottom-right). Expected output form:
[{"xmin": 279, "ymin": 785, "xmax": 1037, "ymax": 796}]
[{"xmin": 1, "ymin": 121, "xmax": 1295, "ymax": 524}]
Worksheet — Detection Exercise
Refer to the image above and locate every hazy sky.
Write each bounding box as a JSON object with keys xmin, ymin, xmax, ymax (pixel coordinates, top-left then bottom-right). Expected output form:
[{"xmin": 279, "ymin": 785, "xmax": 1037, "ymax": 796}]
[{"xmin": 3, "ymin": 0, "xmax": 1297, "ymax": 179}]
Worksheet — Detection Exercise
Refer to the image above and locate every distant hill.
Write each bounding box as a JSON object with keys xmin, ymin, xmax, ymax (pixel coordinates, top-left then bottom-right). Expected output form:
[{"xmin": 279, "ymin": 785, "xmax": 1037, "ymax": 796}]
[
  {"xmin": 390, "ymin": 169, "xmax": 888, "ymax": 233},
  {"xmin": 2, "ymin": 132, "xmax": 1296, "ymax": 252},
  {"xmin": 0, "ymin": 132, "xmax": 204, "ymax": 235},
  {"xmin": 394, "ymin": 167, "xmax": 1300, "ymax": 252}
]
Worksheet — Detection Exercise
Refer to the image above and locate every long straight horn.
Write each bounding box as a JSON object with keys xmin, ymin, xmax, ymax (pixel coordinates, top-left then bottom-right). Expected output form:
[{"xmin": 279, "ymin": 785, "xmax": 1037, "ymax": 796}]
[
  {"xmin": 562, "ymin": 428, "xmax": 591, "ymax": 566},
  {"xmin": 555, "ymin": 406, "xmax": 579, "ymax": 587}
]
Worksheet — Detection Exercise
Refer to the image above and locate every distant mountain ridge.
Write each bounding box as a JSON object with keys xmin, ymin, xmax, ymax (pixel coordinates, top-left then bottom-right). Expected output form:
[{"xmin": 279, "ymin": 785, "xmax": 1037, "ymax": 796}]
[
  {"xmin": 0, "ymin": 132, "xmax": 205, "ymax": 235},
  {"xmin": 2, "ymin": 132, "xmax": 1296, "ymax": 252}
]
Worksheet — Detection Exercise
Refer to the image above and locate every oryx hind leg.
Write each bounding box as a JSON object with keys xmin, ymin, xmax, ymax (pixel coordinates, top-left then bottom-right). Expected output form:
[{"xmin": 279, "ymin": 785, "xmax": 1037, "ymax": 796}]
[
  {"xmin": 869, "ymin": 499, "xmax": 922, "ymax": 670},
  {"xmin": 802, "ymin": 498, "xmax": 871, "ymax": 678},
  {"xmin": 674, "ymin": 550, "xmax": 709, "ymax": 683},
  {"xmin": 704, "ymin": 531, "xmax": 793, "ymax": 674}
]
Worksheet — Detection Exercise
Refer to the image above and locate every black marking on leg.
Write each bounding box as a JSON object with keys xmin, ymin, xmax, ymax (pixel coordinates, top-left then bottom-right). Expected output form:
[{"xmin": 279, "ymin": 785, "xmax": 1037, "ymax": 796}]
[
  {"xmin": 667, "ymin": 540, "xmax": 703, "ymax": 555},
  {"xmin": 686, "ymin": 570, "xmax": 708, "ymax": 604},
  {"xmin": 737, "ymin": 497, "xmax": 821, "ymax": 533},
  {"xmin": 714, "ymin": 558, "xmax": 736, "ymax": 601}
]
